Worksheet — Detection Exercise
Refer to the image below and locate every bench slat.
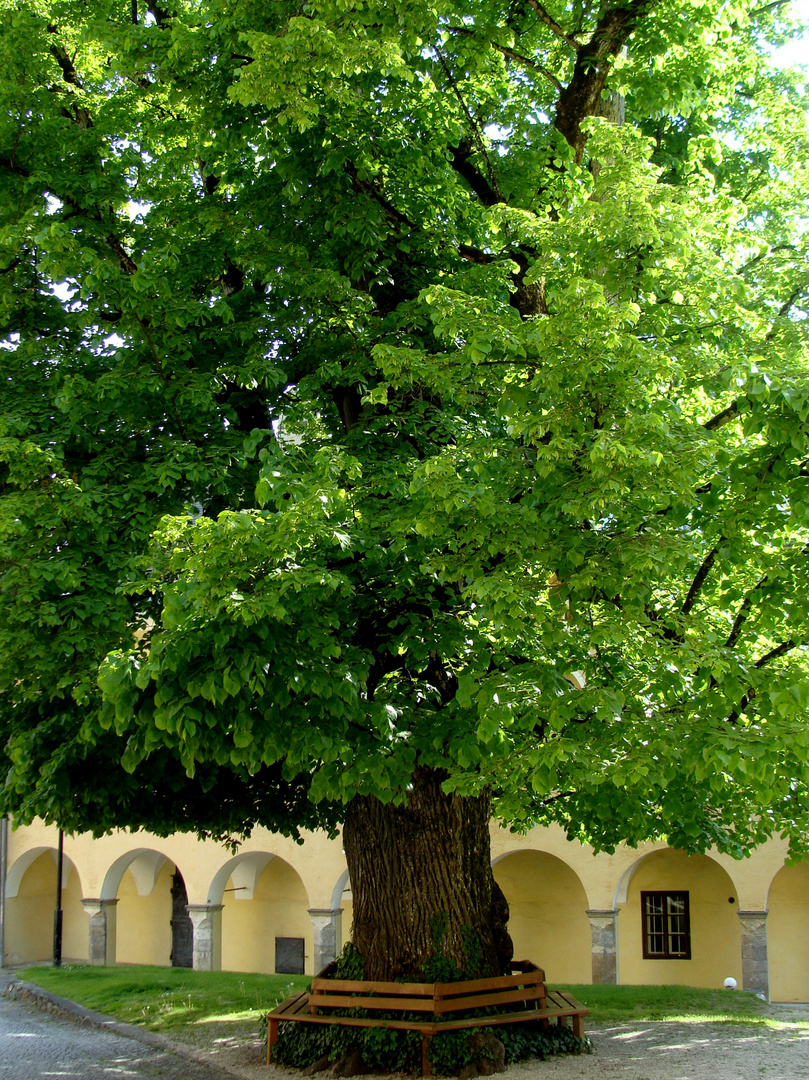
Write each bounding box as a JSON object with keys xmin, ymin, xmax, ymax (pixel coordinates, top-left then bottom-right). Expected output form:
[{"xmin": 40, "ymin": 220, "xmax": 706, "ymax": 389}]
[
  {"xmin": 545, "ymin": 989, "xmax": 589, "ymax": 1015},
  {"xmin": 312, "ymin": 977, "xmax": 437, "ymax": 996},
  {"xmin": 434, "ymin": 986, "xmax": 544, "ymax": 1014},
  {"xmin": 433, "ymin": 969, "xmax": 543, "ymax": 998},
  {"xmin": 268, "ymin": 992, "xmax": 310, "ymax": 1019},
  {"xmin": 311, "ymin": 985, "xmax": 545, "ymax": 1016},
  {"xmin": 309, "ymin": 993, "xmax": 438, "ymax": 1012},
  {"xmin": 272, "ymin": 1003, "xmax": 584, "ymax": 1034}
]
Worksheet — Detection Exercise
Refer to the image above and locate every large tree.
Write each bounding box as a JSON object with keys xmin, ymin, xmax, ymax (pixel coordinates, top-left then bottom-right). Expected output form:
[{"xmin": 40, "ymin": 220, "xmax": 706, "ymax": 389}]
[{"xmin": 2, "ymin": 0, "xmax": 809, "ymax": 981}]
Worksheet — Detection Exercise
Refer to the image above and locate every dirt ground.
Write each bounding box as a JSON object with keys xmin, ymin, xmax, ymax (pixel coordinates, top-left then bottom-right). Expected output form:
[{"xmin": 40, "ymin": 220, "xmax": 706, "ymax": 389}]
[{"xmin": 178, "ymin": 1008, "xmax": 809, "ymax": 1080}]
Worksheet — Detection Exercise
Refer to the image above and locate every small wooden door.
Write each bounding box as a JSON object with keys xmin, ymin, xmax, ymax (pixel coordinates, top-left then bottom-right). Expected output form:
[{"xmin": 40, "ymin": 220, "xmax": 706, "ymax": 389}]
[
  {"xmin": 275, "ymin": 936, "xmax": 305, "ymax": 974},
  {"xmin": 170, "ymin": 870, "xmax": 193, "ymax": 968}
]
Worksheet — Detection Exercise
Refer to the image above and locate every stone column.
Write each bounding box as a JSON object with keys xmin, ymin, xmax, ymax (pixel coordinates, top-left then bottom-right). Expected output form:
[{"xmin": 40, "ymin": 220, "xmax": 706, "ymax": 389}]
[
  {"xmin": 186, "ymin": 904, "xmax": 223, "ymax": 972},
  {"xmin": 586, "ymin": 909, "xmax": 619, "ymax": 984},
  {"xmin": 82, "ymin": 899, "xmax": 118, "ymax": 966},
  {"xmin": 737, "ymin": 910, "xmax": 769, "ymax": 1001},
  {"xmin": 309, "ymin": 908, "xmax": 343, "ymax": 975}
]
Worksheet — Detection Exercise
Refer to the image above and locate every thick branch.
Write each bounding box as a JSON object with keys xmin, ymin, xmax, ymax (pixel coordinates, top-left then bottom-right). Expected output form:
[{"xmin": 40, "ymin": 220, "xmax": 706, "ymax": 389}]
[
  {"xmin": 106, "ymin": 234, "xmax": 138, "ymax": 276},
  {"xmin": 681, "ymin": 539, "xmax": 723, "ymax": 616},
  {"xmin": 704, "ymin": 401, "xmax": 740, "ymax": 431},
  {"xmin": 755, "ymin": 639, "xmax": 797, "ymax": 668},
  {"xmin": 435, "ymin": 46, "xmax": 504, "ymax": 204},
  {"xmin": 449, "ymin": 142, "xmax": 501, "ymax": 206},
  {"xmin": 724, "ymin": 577, "xmax": 767, "ymax": 649},
  {"xmin": 447, "ymin": 26, "xmax": 562, "ymax": 88},
  {"xmin": 554, "ymin": 0, "xmax": 655, "ymax": 161},
  {"xmin": 344, "ymin": 161, "xmax": 417, "ymax": 230},
  {"xmin": 48, "ymin": 39, "xmax": 83, "ymax": 88},
  {"xmin": 777, "ymin": 284, "xmax": 807, "ymax": 320},
  {"xmin": 737, "ymin": 243, "xmax": 795, "ymax": 275},
  {"xmin": 525, "ymin": 0, "xmax": 580, "ymax": 50},
  {"xmin": 728, "ymin": 638, "xmax": 799, "ymax": 723}
]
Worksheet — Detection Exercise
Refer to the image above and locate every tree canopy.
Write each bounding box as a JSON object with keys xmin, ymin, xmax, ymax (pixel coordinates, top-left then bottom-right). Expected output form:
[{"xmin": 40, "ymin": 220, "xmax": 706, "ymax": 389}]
[{"xmin": 2, "ymin": 0, "xmax": 809, "ymax": 861}]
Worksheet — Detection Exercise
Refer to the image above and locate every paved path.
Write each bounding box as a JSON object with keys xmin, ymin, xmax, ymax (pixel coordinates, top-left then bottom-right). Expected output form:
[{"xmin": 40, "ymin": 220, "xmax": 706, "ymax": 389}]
[{"xmin": 0, "ymin": 987, "xmax": 236, "ymax": 1080}]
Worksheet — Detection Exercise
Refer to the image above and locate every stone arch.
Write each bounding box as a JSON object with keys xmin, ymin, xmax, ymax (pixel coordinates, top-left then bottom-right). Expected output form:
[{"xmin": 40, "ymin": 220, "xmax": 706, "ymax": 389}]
[
  {"xmin": 216, "ymin": 853, "xmax": 312, "ymax": 975},
  {"xmin": 766, "ymin": 862, "xmax": 809, "ymax": 1002},
  {"xmin": 4, "ymin": 848, "xmax": 85, "ymax": 965},
  {"xmin": 6, "ymin": 846, "xmax": 78, "ymax": 899},
  {"xmin": 331, "ymin": 868, "xmax": 352, "ymax": 951},
  {"xmin": 100, "ymin": 848, "xmax": 171, "ymax": 900},
  {"xmin": 207, "ymin": 852, "xmax": 276, "ymax": 906},
  {"xmin": 492, "ymin": 849, "xmax": 591, "ymax": 983},
  {"xmin": 618, "ymin": 847, "xmax": 741, "ymax": 989},
  {"xmin": 613, "ymin": 846, "xmax": 668, "ymax": 908},
  {"xmin": 102, "ymin": 847, "xmax": 178, "ymax": 966}
]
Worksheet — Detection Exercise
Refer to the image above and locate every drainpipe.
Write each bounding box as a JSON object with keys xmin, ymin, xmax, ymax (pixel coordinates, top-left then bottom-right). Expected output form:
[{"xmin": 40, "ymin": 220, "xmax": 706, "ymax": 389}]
[
  {"xmin": 0, "ymin": 816, "xmax": 7, "ymax": 967},
  {"xmin": 53, "ymin": 829, "xmax": 63, "ymax": 967}
]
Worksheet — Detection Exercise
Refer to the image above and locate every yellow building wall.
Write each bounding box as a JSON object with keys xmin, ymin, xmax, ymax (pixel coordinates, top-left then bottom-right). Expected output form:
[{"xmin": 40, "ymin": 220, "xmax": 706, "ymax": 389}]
[
  {"xmin": 493, "ymin": 851, "xmax": 591, "ymax": 984},
  {"xmin": 768, "ymin": 862, "xmax": 809, "ymax": 1002},
  {"xmin": 62, "ymin": 866, "xmax": 88, "ymax": 962},
  {"xmin": 221, "ymin": 857, "xmax": 313, "ymax": 975},
  {"xmin": 5, "ymin": 819, "xmax": 802, "ymax": 997},
  {"xmin": 4, "ymin": 856, "xmax": 86, "ymax": 965},
  {"xmin": 115, "ymin": 861, "xmax": 173, "ymax": 966},
  {"xmin": 619, "ymin": 849, "xmax": 741, "ymax": 988}
]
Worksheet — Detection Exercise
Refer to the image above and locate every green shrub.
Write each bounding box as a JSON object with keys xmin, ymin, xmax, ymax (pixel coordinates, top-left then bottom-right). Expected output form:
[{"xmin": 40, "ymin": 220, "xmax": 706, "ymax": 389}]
[
  {"xmin": 273, "ymin": 1020, "xmax": 422, "ymax": 1071},
  {"xmin": 334, "ymin": 942, "xmax": 365, "ymax": 981},
  {"xmin": 273, "ymin": 1018, "xmax": 587, "ymax": 1074},
  {"xmin": 498, "ymin": 1021, "xmax": 590, "ymax": 1062}
]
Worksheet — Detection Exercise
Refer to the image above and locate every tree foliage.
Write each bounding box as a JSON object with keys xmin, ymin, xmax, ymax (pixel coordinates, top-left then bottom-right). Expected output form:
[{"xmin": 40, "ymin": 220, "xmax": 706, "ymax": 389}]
[{"xmin": 2, "ymin": 0, "xmax": 809, "ymax": 858}]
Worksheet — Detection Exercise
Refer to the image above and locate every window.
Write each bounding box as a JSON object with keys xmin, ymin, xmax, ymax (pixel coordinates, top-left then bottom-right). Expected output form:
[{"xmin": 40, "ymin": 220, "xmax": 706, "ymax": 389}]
[{"xmin": 641, "ymin": 891, "xmax": 691, "ymax": 959}]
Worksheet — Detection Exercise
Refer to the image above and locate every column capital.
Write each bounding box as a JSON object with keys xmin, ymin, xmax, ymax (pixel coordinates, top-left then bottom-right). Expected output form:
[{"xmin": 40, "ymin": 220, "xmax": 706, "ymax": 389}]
[
  {"xmin": 81, "ymin": 897, "xmax": 119, "ymax": 911},
  {"xmin": 736, "ymin": 910, "xmax": 768, "ymax": 920},
  {"xmin": 309, "ymin": 908, "xmax": 343, "ymax": 975},
  {"xmin": 586, "ymin": 909, "xmax": 620, "ymax": 919},
  {"xmin": 186, "ymin": 904, "xmax": 222, "ymax": 971}
]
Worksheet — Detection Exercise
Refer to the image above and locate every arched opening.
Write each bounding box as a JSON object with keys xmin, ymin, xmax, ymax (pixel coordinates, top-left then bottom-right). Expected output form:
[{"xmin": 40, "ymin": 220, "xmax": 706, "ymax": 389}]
[
  {"xmin": 169, "ymin": 869, "xmax": 193, "ymax": 968},
  {"xmin": 331, "ymin": 869, "xmax": 352, "ymax": 952},
  {"xmin": 102, "ymin": 849, "xmax": 179, "ymax": 967},
  {"xmin": 619, "ymin": 848, "xmax": 741, "ymax": 988},
  {"xmin": 767, "ymin": 862, "xmax": 809, "ymax": 1002},
  {"xmin": 216, "ymin": 853, "xmax": 311, "ymax": 975},
  {"xmin": 5, "ymin": 849, "xmax": 85, "ymax": 965},
  {"xmin": 492, "ymin": 850, "xmax": 591, "ymax": 983}
]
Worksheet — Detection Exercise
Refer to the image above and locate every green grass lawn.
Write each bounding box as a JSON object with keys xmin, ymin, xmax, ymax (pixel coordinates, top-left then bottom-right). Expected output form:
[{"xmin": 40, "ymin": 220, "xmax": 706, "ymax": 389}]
[
  {"xmin": 559, "ymin": 983, "xmax": 807, "ymax": 1029},
  {"xmin": 19, "ymin": 967, "xmax": 808, "ymax": 1038},
  {"xmin": 20, "ymin": 965, "xmax": 309, "ymax": 1035}
]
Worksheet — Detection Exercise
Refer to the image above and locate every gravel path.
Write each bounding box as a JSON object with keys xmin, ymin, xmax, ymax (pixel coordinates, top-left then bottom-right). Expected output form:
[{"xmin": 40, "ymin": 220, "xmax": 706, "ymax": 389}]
[
  {"xmin": 513, "ymin": 1018, "xmax": 809, "ymax": 1080},
  {"xmin": 0, "ymin": 989, "xmax": 238, "ymax": 1080},
  {"xmin": 172, "ymin": 1015, "xmax": 809, "ymax": 1080}
]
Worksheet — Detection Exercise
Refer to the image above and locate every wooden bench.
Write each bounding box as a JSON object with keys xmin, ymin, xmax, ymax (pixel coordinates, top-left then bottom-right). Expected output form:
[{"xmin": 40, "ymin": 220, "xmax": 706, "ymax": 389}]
[{"xmin": 266, "ymin": 961, "xmax": 587, "ymax": 1075}]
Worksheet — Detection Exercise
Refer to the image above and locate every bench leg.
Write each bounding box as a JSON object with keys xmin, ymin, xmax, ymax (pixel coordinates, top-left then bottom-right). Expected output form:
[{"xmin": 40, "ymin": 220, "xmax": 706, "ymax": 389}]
[
  {"xmin": 572, "ymin": 1015, "xmax": 584, "ymax": 1040},
  {"xmin": 422, "ymin": 1035, "xmax": 431, "ymax": 1077},
  {"xmin": 267, "ymin": 1018, "xmax": 279, "ymax": 1065}
]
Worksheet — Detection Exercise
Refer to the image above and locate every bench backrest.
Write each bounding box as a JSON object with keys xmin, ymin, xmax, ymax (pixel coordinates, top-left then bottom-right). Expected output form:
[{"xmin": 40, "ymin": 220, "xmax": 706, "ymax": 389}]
[{"xmin": 309, "ymin": 962, "xmax": 547, "ymax": 1017}]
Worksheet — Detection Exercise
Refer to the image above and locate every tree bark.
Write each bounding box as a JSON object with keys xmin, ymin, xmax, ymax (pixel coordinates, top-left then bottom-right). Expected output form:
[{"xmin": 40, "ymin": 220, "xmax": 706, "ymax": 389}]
[{"xmin": 342, "ymin": 767, "xmax": 513, "ymax": 982}]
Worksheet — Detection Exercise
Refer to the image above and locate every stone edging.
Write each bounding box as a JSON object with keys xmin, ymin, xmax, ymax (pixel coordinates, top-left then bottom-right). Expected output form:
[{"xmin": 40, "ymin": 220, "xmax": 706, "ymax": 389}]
[{"xmin": 0, "ymin": 971, "xmax": 243, "ymax": 1079}]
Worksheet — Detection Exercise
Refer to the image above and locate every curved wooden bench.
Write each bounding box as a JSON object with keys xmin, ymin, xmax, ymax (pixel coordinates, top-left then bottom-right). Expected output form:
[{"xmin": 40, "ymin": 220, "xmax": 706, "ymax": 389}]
[{"xmin": 266, "ymin": 960, "xmax": 587, "ymax": 1075}]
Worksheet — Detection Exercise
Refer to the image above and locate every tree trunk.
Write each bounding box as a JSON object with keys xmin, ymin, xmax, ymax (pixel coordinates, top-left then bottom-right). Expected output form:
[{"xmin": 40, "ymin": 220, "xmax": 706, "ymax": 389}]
[{"xmin": 342, "ymin": 767, "xmax": 513, "ymax": 982}]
